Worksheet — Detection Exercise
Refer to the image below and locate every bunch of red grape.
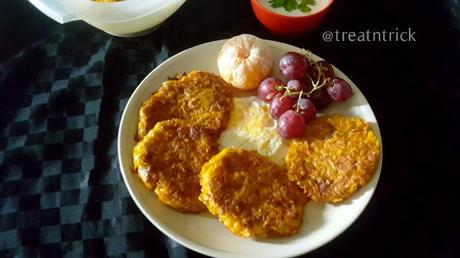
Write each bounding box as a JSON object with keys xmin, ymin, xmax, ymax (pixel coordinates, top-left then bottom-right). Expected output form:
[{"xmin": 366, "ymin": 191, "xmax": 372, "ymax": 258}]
[{"xmin": 257, "ymin": 52, "xmax": 353, "ymax": 139}]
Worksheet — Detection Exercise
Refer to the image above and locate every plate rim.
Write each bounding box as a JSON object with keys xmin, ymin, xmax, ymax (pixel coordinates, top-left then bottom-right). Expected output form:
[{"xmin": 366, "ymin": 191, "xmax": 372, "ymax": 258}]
[{"xmin": 117, "ymin": 38, "xmax": 383, "ymax": 258}]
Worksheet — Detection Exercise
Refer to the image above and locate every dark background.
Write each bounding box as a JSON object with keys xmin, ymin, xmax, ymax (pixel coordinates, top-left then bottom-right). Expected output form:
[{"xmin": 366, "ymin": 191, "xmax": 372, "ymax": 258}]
[{"xmin": 1, "ymin": 0, "xmax": 459, "ymax": 257}]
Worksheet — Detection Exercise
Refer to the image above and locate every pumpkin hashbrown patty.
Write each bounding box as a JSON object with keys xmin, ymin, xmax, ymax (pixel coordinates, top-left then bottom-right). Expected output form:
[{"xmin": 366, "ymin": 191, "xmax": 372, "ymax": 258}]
[
  {"xmin": 133, "ymin": 119, "xmax": 218, "ymax": 213},
  {"xmin": 286, "ymin": 115, "xmax": 381, "ymax": 203},
  {"xmin": 137, "ymin": 71, "xmax": 233, "ymax": 140},
  {"xmin": 200, "ymin": 148, "xmax": 307, "ymax": 237}
]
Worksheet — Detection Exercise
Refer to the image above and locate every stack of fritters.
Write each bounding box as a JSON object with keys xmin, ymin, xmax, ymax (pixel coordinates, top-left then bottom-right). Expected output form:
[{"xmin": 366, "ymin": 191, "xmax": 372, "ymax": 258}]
[
  {"xmin": 133, "ymin": 71, "xmax": 233, "ymax": 213},
  {"xmin": 132, "ymin": 69, "xmax": 381, "ymax": 237},
  {"xmin": 286, "ymin": 115, "xmax": 381, "ymax": 203},
  {"xmin": 200, "ymin": 148, "xmax": 307, "ymax": 237}
]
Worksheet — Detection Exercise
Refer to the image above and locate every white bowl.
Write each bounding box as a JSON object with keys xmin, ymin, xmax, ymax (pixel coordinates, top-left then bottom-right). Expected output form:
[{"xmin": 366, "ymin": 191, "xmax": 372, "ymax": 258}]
[
  {"xmin": 29, "ymin": 0, "xmax": 186, "ymax": 37},
  {"xmin": 117, "ymin": 39, "xmax": 383, "ymax": 258}
]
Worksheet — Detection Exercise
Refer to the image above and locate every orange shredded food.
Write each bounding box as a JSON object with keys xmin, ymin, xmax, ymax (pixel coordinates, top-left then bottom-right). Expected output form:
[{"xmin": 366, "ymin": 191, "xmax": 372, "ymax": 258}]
[
  {"xmin": 200, "ymin": 148, "xmax": 307, "ymax": 237},
  {"xmin": 286, "ymin": 114, "xmax": 381, "ymax": 203}
]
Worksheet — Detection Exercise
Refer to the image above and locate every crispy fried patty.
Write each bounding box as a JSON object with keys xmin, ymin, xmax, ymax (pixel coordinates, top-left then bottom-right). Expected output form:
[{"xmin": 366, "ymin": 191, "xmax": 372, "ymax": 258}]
[
  {"xmin": 200, "ymin": 148, "xmax": 307, "ymax": 237},
  {"xmin": 133, "ymin": 119, "xmax": 218, "ymax": 213},
  {"xmin": 286, "ymin": 115, "xmax": 381, "ymax": 203},
  {"xmin": 137, "ymin": 71, "xmax": 233, "ymax": 140}
]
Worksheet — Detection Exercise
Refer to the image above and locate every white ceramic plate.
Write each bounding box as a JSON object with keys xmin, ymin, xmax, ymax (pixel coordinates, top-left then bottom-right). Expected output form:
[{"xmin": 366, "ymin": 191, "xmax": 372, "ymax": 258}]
[{"xmin": 118, "ymin": 39, "xmax": 383, "ymax": 258}]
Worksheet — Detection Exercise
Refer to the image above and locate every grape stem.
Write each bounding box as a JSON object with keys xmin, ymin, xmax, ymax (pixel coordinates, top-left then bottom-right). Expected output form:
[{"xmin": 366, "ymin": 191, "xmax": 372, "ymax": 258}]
[
  {"xmin": 304, "ymin": 73, "xmax": 331, "ymax": 97},
  {"xmin": 295, "ymin": 90, "xmax": 303, "ymax": 112},
  {"xmin": 280, "ymin": 63, "xmax": 330, "ymax": 100},
  {"xmin": 302, "ymin": 49, "xmax": 314, "ymax": 65}
]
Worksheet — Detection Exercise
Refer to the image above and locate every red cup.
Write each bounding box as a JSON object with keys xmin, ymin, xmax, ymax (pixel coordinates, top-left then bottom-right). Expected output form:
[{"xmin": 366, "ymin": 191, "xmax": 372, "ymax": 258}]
[{"xmin": 251, "ymin": 0, "xmax": 334, "ymax": 36}]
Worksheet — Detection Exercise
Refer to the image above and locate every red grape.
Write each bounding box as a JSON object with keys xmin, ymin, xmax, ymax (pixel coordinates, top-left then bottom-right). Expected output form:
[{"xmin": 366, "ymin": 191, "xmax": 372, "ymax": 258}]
[
  {"xmin": 310, "ymin": 87, "xmax": 332, "ymax": 110},
  {"xmin": 257, "ymin": 77, "xmax": 284, "ymax": 103},
  {"xmin": 279, "ymin": 52, "xmax": 310, "ymax": 80},
  {"xmin": 297, "ymin": 98, "xmax": 316, "ymax": 123},
  {"xmin": 327, "ymin": 78, "xmax": 352, "ymax": 101},
  {"xmin": 311, "ymin": 60, "xmax": 335, "ymax": 80},
  {"xmin": 287, "ymin": 79, "xmax": 309, "ymax": 93},
  {"xmin": 277, "ymin": 110, "xmax": 306, "ymax": 139},
  {"xmin": 269, "ymin": 93, "xmax": 296, "ymax": 119}
]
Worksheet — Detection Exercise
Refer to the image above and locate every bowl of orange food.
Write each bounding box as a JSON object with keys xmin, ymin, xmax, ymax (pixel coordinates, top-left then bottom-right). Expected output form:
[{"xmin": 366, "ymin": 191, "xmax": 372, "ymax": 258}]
[
  {"xmin": 251, "ymin": 0, "xmax": 334, "ymax": 35},
  {"xmin": 28, "ymin": 0, "xmax": 186, "ymax": 37},
  {"xmin": 118, "ymin": 35, "xmax": 382, "ymax": 257}
]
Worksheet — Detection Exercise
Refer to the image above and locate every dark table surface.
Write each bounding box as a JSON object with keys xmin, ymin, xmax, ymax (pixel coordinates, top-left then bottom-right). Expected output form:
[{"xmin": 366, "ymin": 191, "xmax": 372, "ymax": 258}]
[{"xmin": 1, "ymin": 0, "xmax": 459, "ymax": 257}]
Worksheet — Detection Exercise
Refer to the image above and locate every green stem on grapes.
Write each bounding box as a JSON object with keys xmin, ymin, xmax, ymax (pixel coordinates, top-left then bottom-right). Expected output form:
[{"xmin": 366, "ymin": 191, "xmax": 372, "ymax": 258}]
[
  {"xmin": 280, "ymin": 62, "xmax": 330, "ymax": 103},
  {"xmin": 296, "ymin": 90, "xmax": 303, "ymax": 112},
  {"xmin": 302, "ymin": 49, "xmax": 315, "ymax": 66},
  {"xmin": 304, "ymin": 73, "xmax": 329, "ymax": 97},
  {"xmin": 275, "ymin": 85, "xmax": 285, "ymax": 92}
]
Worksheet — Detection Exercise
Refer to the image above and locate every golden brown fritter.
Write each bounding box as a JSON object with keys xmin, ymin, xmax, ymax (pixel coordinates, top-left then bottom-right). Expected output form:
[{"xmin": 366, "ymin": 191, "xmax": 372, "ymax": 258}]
[
  {"xmin": 200, "ymin": 148, "xmax": 307, "ymax": 238},
  {"xmin": 133, "ymin": 119, "xmax": 218, "ymax": 213},
  {"xmin": 137, "ymin": 71, "xmax": 233, "ymax": 140},
  {"xmin": 286, "ymin": 115, "xmax": 381, "ymax": 203}
]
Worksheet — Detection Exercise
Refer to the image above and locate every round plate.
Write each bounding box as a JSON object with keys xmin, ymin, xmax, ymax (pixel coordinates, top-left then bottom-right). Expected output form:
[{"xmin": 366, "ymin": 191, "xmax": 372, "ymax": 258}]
[{"xmin": 118, "ymin": 39, "xmax": 383, "ymax": 258}]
